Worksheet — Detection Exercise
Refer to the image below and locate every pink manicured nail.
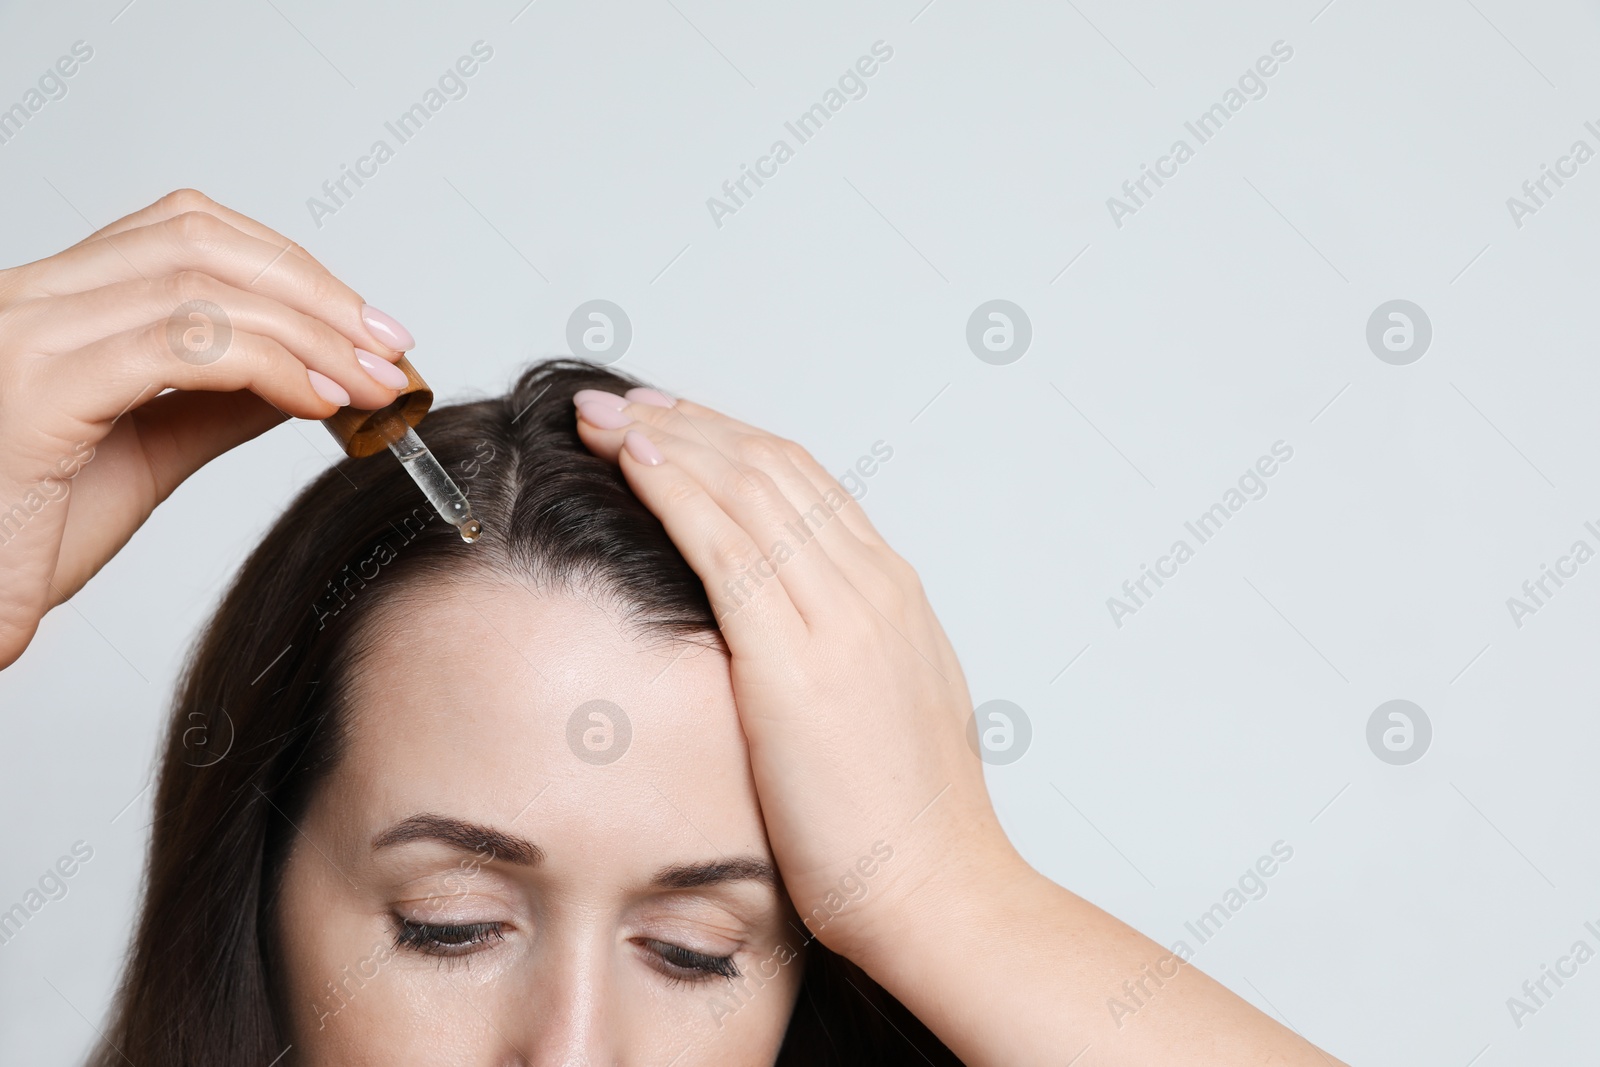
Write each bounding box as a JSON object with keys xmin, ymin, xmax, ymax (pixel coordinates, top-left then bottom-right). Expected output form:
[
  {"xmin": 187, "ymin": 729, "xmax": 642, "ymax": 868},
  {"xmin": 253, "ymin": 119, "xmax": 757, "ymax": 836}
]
[
  {"xmin": 577, "ymin": 400, "xmax": 632, "ymax": 429},
  {"xmin": 360, "ymin": 304, "xmax": 414, "ymax": 351},
  {"xmin": 308, "ymin": 369, "xmax": 350, "ymax": 406},
  {"xmin": 573, "ymin": 388, "xmax": 628, "ymax": 410},
  {"xmin": 625, "ymin": 387, "xmax": 675, "ymax": 408},
  {"xmin": 623, "ymin": 429, "xmax": 664, "ymax": 466},
  {"xmin": 356, "ymin": 349, "xmax": 408, "ymax": 389}
]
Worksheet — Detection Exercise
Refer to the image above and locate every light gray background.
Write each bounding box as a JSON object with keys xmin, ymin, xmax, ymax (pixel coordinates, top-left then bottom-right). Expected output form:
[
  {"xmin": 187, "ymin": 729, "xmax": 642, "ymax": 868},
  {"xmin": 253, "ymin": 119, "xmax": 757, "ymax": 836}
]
[{"xmin": 2, "ymin": 0, "xmax": 1597, "ymax": 1062}]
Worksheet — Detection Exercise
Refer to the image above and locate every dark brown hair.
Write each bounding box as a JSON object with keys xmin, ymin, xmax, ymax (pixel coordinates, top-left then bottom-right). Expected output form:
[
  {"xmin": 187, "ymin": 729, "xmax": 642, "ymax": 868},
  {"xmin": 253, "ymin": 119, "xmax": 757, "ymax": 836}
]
[{"xmin": 92, "ymin": 358, "xmax": 961, "ymax": 1066}]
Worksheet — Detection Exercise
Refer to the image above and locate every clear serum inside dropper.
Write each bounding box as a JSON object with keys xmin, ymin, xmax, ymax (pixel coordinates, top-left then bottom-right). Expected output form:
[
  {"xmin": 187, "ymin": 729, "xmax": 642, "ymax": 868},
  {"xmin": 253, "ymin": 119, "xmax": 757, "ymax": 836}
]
[{"xmin": 372, "ymin": 409, "xmax": 483, "ymax": 543}]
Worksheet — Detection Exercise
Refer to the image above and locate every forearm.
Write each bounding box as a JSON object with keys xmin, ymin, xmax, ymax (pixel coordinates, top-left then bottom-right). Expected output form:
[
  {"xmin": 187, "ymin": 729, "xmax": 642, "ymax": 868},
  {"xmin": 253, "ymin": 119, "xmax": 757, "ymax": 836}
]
[{"xmin": 847, "ymin": 846, "xmax": 1348, "ymax": 1067}]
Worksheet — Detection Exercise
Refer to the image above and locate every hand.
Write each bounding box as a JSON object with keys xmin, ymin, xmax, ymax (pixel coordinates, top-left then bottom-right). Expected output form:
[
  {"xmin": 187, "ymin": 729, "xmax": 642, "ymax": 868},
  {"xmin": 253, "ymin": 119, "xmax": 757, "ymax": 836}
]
[
  {"xmin": 571, "ymin": 387, "xmax": 1019, "ymax": 960},
  {"xmin": 0, "ymin": 188, "xmax": 415, "ymax": 670},
  {"xmin": 574, "ymin": 388, "xmax": 1352, "ymax": 1067}
]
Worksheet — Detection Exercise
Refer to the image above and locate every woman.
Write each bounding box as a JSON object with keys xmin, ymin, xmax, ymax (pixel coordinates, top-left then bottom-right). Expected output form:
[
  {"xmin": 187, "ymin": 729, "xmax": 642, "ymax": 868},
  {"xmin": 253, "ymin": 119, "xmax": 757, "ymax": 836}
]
[{"xmin": 0, "ymin": 190, "xmax": 1346, "ymax": 1065}]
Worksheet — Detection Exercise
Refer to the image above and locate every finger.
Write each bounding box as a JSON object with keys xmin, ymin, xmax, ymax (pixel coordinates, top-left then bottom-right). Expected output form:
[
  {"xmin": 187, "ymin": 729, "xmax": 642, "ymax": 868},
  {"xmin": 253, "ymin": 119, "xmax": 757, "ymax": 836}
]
[
  {"xmin": 611, "ymin": 396, "xmax": 932, "ymax": 645},
  {"xmin": 37, "ymin": 321, "xmax": 347, "ymax": 428},
  {"xmin": 626, "ymin": 392, "xmax": 892, "ymax": 551},
  {"xmin": 28, "ymin": 211, "xmax": 408, "ymax": 361},
  {"xmin": 666, "ymin": 407, "xmax": 891, "ymax": 593},
  {"xmin": 576, "ymin": 409, "xmax": 855, "ymax": 629},
  {"xmin": 10, "ymin": 272, "xmax": 406, "ymax": 410},
  {"xmin": 581, "ymin": 389, "xmax": 893, "ymax": 582},
  {"xmin": 70, "ymin": 188, "xmax": 331, "ymax": 275},
  {"xmin": 605, "ymin": 429, "xmax": 809, "ymax": 646},
  {"xmin": 106, "ymin": 388, "xmax": 287, "ymax": 504},
  {"xmin": 576, "ymin": 389, "xmax": 903, "ymax": 620},
  {"xmin": 767, "ymin": 438, "xmax": 892, "ymax": 549},
  {"xmin": 50, "ymin": 390, "xmax": 288, "ymax": 595}
]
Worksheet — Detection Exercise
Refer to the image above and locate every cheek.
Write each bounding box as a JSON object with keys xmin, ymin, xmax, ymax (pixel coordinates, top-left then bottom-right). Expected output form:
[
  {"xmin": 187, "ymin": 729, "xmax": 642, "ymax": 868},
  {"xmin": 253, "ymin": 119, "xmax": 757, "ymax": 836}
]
[{"xmin": 288, "ymin": 966, "xmax": 509, "ymax": 1067}]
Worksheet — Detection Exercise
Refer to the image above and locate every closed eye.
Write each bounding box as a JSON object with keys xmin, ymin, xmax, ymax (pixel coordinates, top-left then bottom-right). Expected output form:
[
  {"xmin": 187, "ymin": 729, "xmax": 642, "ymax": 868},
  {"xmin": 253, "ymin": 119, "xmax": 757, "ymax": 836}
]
[
  {"xmin": 393, "ymin": 917, "xmax": 506, "ymax": 957},
  {"xmin": 637, "ymin": 937, "xmax": 740, "ymax": 984}
]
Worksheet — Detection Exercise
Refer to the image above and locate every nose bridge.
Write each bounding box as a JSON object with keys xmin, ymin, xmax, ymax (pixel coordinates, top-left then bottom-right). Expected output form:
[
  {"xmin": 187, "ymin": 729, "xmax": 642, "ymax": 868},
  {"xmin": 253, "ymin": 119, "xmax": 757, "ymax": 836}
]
[{"xmin": 501, "ymin": 929, "xmax": 616, "ymax": 1067}]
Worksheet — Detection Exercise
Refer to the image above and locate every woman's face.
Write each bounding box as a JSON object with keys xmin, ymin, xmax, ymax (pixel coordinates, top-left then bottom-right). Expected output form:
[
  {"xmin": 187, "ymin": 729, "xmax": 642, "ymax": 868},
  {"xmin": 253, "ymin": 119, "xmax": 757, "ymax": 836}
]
[{"xmin": 273, "ymin": 579, "xmax": 805, "ymax": 1065}]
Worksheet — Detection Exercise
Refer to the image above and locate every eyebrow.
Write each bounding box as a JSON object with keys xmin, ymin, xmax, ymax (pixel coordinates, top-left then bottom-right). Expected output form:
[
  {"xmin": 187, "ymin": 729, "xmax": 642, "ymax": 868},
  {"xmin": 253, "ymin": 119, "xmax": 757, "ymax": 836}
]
[
  {"xmin": 372, "ymin": 813, "xmax": 544, "ymax": 866},
  {"xmin": 650, "ymin": 857, "xmax": 777, "ymax": 890},
  {"xmin": 370, "ymin": 813, "xmax": 775, "ymax": 890}
]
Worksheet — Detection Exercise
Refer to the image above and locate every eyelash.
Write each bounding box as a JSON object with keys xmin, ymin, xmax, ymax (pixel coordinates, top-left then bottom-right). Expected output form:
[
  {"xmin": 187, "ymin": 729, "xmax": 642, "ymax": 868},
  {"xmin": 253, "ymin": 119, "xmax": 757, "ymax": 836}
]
[
  {"xmin": 393, "ymin": 917, "xmax": 505, "ymax": 958},
  {"xmin": 390, "ymin": 919, "xmax": 740, "ymax": 984},
  {"xmin": 641, "ymin": 938, "xmax": 741, "ymax": 985}
]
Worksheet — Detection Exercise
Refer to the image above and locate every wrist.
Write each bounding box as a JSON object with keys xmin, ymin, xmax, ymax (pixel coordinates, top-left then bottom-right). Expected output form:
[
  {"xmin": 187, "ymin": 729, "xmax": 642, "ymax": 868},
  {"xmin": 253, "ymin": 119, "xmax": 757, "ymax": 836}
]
[{"xmin": 819, "ymin": 806, "xmax": 1040, "ymax": 974}]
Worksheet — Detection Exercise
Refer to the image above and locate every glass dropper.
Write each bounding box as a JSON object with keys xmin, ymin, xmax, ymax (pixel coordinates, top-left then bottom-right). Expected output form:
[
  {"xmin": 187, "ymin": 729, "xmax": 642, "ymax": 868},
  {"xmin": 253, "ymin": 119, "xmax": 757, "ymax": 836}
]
[{"xmin": 371, "ymin": 408, "xmax": 483, "ymax": 543}]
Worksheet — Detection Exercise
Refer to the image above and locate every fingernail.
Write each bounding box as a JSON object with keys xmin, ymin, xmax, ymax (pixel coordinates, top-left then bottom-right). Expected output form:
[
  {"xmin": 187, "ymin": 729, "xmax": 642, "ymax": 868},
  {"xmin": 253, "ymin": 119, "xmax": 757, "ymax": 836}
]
[
  {"xmin": 573, "ymin": 388, "xmax": 628, "ymax": 410},
  {"xmin": 623, "ymin": 429, "xmax": 664, "ymax": 466},
  {"xmin": 356, "ymin": 349, "xmax": 409, "ymax": 389},
  {"xmin": 360, "ymin": 304, "xmax": 414, "ymax": 352},
  {"xmin": 577, "ymin": 400, "xmax": 632, "ymax": 429},
  {"xmin": 308, "ymin": 369, "xmax": 350, "ymax": 406},
  {"xmin": 625, "ymin": 387, "xmax": 675, "ymax": 408}
]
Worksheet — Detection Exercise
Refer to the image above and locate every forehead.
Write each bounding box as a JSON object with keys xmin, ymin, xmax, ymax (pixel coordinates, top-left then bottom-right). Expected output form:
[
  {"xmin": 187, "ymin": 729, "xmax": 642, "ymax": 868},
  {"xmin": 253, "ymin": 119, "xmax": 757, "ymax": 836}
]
[{"xmin": 329, "ymin": 578, "xmax": 763, "ymax": 870}]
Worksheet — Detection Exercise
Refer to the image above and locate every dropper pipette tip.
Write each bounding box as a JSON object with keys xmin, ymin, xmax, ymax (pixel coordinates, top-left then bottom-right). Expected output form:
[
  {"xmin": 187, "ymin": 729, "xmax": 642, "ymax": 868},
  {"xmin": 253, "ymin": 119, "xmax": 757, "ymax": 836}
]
[{"xmin": 377, "ymin": 412, "xmax": 484, "ymax": 544}]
